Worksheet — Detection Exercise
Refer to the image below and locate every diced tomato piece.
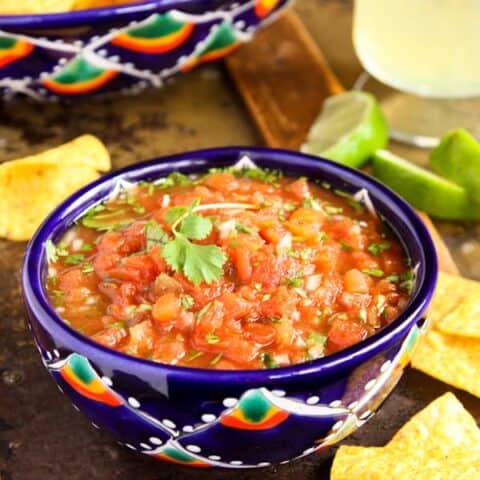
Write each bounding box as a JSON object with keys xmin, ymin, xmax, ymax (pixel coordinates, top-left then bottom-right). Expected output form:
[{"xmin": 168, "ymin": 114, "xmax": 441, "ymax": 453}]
[
  {"xmin": 92, "ymin": 326, "xmax": 128, "ymax": 349},
  {"xmin": 289, "ymin": 178, "xmax": 310, "ymax": 200},
  {"xmin": 259, "ymin": 226, "xmax": 282, "ymax": 244},
  {"xmin": 152, "ymin": 339, "xmax": 186, "ymax": 364},
  {"xmin": 152, "ymin": 293, "xmax": 181, "ymax": 325},
  {"xmin": 220, "ymin": 336, "xmax": 259, "ymax": 364},
  {"xmin": 344, "ymin": 269, "xmax": 371, "ymax": 294},
  {"xmin": 231, "ymin": 248, "xmax": 253, "ymax": 283},
  {"xmin": 261, "ymin": 286, "xmax": 297, "ymax": 319},
  {"xmin": 125, "ymin": 320, "xmax": 155, "ymax": 357},
  {"xmin": 327, "ymin": 317, "xmax": 368, "ymax": 353},
  {"xmin": 287, "ymin": 208, "xmax": 324, "ymax": 238},
  {"xmin": 204, "ymin": 172, "xmax": 239, "ymax": 192},
  {"xmin": 244, "ymin": 323, "xmax": 276, "ymax": 346},
  {"xmin": 149, "ymin": 245, "xmax": 167, "ymax": 273},
  {"xmin": 218, "ymin": 291, "xmax": 252, "ymax": 320}
]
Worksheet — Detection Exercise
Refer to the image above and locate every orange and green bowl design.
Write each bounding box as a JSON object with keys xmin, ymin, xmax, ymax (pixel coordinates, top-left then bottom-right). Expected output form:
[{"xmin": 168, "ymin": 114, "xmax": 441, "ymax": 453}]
[{"xmin": 0, "ymin": 0, "xmax": 290, "ymax": 100}]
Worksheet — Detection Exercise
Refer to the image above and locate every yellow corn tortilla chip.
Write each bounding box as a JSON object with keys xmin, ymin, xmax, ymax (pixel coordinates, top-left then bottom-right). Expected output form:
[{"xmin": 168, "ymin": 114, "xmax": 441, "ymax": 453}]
[
  {"xmin": 427, "ymin": 272, "xmax": 467, "ymax": 327},
  {"xmin": 432, "ymin": 273, "xmax": 480, "ymax": 338},
  {"xmin": 0, "ymin": 162, "xmax": 100, "ymax": 241},
  {"xmin": 332, "ymin": 446, "xmax": 480, "ymax": 480},
  {"xmin": 0, "ymin": 135, "xmax": 110, "ymax": 241},
  {"xmin": 412, "ymin": 330, "xmax": 480, "ymax": 398},
  {"xmin": 5, "ymin": 135, "xmax": 111, "ymax": 173},
  {"xmin": 388, "ymin": 392, "xmax": 480, "ymax": 452},
  {"xmin": 331, "ymin": 393, "xmax": 480, "ymax": 480}
]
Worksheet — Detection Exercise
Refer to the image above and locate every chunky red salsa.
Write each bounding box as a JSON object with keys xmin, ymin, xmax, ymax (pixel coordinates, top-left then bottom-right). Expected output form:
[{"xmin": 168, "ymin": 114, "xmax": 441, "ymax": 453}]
[{"xmin": 45, "ymin": 166, "xmax": 413, "ymax": 369}]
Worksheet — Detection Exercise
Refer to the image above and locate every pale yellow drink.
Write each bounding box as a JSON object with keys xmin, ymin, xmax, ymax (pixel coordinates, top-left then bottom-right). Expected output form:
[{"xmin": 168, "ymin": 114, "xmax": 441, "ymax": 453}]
[{"xmin": 353, "ymin": 0, "xmax": 480, "ymax": 98}]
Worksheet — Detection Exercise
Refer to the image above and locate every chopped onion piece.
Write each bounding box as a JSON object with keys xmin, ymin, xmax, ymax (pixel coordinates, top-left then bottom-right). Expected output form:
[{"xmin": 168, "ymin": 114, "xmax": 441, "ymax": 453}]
[
  {"xmin": 218, "ymin": 219, "xmax": 237, "ymax": 239},
  {"xmin": 305, "ymin": 274, "xmax": 323, "ymax": 291},
  {"xmin": 276, "ymin": 232, "xmax": 292, "ymax": 253},
  {"xmin": 161, "ymin": 194, "xmax": 171, "ymax": 208}
]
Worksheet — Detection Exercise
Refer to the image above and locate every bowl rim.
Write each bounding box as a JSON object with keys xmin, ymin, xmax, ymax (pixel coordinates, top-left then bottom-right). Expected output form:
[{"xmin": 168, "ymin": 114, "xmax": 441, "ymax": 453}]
[
  {"xmin": 0, "ymin": 0, "xmax": 226, "ymax": 29},
  {"xmin": 22, "ymin": 146, "xmax": 438, "ymax": 384}
]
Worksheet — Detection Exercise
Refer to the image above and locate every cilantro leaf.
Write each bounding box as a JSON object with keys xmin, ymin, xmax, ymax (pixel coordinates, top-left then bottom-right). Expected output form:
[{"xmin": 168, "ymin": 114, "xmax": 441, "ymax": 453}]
[
  {"xmin": 400, "ymin": 269, "xmax": 416, "ymax": 294},
  {"xmin": 367, "ymin": 242, "xmax": 391, "ymax": 256},
  {"xmin": 260, "ymin": 352, "xmax": 279, "ymax": 368},
  {"xmin": 340, "ymin": 241, "xmax": 354, "ymax": 252},
  {"xmin": 180, "ymin": 213, "xmax": 212, "ymax": 240},
  {"xmin": 145, "ymin": 220, "xmax": 169, "ymax": 250},
  {"xmin": 64, "ymin": 254, "xmax": 85, "ymax": 265},
  {"xmin": 361, "ymin": 268, "xmax": 384, "ymax": 278},
  {"xmin": 235, "ymin": 223, "xmax": 254, "ymax": 234},
  {"xmin": 162, "ymin": 235, "xmax": 227, "ymax": 285},
  {"xmin": 161, "ymin": 172, "xmax": 192, "ymax": 188},
  {"xmin": 165, "ymin": 206, "xmax": 189, "ymax": 225},
  {"xmin": 183, "ymin": 243, "xmax": 227, "ymax": 285}
]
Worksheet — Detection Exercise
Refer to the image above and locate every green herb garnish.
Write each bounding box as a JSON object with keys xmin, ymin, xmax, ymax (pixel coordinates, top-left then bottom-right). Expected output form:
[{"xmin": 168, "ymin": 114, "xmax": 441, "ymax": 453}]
[
  {"xmin": 385, "ymin": 273, "xmax": 400, "ymax": 284},
  {"xmin": 361, "ymin": 268, "xmax": 385, "ymax": 278},
  {"xmin": 160, "ymin": 172, "xmax": 192, "ymax": 188},
  {"xmin": 162, "ymin": 201, "xmax": 227, "ymax": 285},
  {"xmin": 196, "ymin": 302, "xmax": 213, "ymax": 322},
  {"xmin": 235, "ymin": 223, "xmax": 254, "ymax": 234},
  {"xmin": 109, "ymin": 321, "xmax": 126, "ymax": 328},
  {"xmin": 145, "ymin": 220, "xmax": 169, "ymax": 251},
  {"xmin": 210, "ymin": 352, "xmax": 224, "ymax": 366},
  {"xmin": 287, "ymin": 248, "xmax": 315, "ymax": 261},
  {"xmin": 81, "ymin": 243, "xmax": 93, "ymax": 252},
  {"xmin": 180, "ymin": 294, "xmax": 194, "ymax": 310},
  {"xmin": 82, "ymin": 263, "xmax": 94, "ymax": 274},
  {"xmin": 206, "ymin": 332, "xmax": 220, "ymax": 344},
  {"xmin": 306, "ymin": 331, "xmax": 327, "ymax": 348},
  {"xmin": 260, "ymin": 352, "xmax": 279, "ymax": 369},
  {"xmin": 400, "ymin": 269, "xmax": 416, "ymax": 294},
  {"xmin": 285, "ymin": 271, "xmax": 304, "ymax": 288},
  {"xmin": 82, "ymin": 205, "xmax": 133, "ymax": 232},
  {"xmin": 284, "ymin": 202, "xmax": 297, "ymax": 212},
  {"xmin": 340, "ymin": 241, "xmax": 354, "ymax": 252},
  {"xmin": 325, "ymin": 205, "xmax": 343, "ymax": 215},
  {"xmin": 186, "ymin": 351, "xmax": 204, "ymax": 362},
  {"xmin": 64, "ymin": 254, "xmax": 85, "ymax": 265},
  {"xmin": 367, "ymin": 242, "xmax": 391, "ymax": 256}
]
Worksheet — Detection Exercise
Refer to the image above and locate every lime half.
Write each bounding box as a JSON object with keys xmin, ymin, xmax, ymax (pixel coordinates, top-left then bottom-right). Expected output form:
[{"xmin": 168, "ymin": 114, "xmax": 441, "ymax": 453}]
[
  {"xmin": 430, "ymin": 128, "xmax": 480, "ymax": 205},
  {"xmin": 373, "ymin": 149, "xmax": 480, "ymax": 221},
  {"xmin": 302, "ymin": 91, "xmax": 388, "ymax": 168}
]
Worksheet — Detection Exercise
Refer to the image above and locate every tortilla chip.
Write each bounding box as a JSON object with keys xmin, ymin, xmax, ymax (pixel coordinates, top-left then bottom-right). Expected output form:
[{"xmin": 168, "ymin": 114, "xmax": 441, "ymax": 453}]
[
  {"xmin": 412, "ymin": 330, "xmax": 480, "ymax": 398},
  {"xmin": 388, "ymin": 392, "xmax": 480, "ymax": 452},
  {"xmin": 0, "ymin": 135, "xmax": 110, "ymax": 241},
  {"xmin": 331, "ymin": 393, "xmax": 480, "ymax": 480},
  {"xmin": 332, "ymin": 447, "xmax": 480, "ymax": 480},
  {"xmin": 427, "ymin": 272, "xmax": 468, "ymax": 327},
  {"xmin": 6, "ymin": 135, "xmax": 111, "ymax": 173},
  {"xmin": 432, "ymin": 274, "xmax": 480, "ymax": 338}
]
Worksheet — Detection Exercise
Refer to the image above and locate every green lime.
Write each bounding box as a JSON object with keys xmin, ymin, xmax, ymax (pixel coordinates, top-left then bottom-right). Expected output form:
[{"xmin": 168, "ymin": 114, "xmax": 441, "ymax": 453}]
[
  {"xmin": 372, "ymin": 149, "xmax": 480, "ymax": 220},
  {"xmin": 301, "ymin": 91, "xmax": 388, "ymax": 168},
  {"xmin": 430, "ymin": 128, "xmax": 480, "ymax": 205}
]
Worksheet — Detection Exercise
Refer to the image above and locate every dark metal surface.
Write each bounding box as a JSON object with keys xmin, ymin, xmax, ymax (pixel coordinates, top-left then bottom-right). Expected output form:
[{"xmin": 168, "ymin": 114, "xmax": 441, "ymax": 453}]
[{"xmin": 1, "ymin": 1, "xmax": 479, "ymax": 478}]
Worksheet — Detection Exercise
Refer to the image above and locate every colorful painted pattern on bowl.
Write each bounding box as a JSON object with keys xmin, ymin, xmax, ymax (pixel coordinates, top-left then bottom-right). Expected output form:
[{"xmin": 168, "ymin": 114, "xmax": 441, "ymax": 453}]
[
  {"xmin": 37, "ymin": 324, "xmax": 420, "ymax": 468},
  {"xmin": 0, "ymin": 0, "xmax": 290, "ymax": 100},
  {"xmin": 22, "ymin": 148, "xmax": 437, "ymax": 468}
]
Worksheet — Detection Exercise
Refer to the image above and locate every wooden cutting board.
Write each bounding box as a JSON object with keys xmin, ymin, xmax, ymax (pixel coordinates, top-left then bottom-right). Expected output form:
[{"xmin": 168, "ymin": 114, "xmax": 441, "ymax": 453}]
[{"xmin": 226, "ymin": 9, "xmax": 459, "ymax": 275}]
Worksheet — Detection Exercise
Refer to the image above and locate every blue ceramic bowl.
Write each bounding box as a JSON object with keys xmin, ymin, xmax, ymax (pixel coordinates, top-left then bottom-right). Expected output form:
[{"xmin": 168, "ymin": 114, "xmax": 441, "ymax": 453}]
[
  {"xmin": 22, "ymin": 147, "xmax": 437, "ymax": 469},
  {"xmin": 0, "ymin": 0, "xmax": 290, "ymax": 100}
]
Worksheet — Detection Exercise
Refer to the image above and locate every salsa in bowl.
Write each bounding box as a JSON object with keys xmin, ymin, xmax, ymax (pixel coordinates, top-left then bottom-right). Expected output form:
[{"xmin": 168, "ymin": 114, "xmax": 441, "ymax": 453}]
[
  {"xmin": 22, "ymin": 148, "xmax": 437, "ymax": 468},
  {"xmin": 45, "ymin": 159, "xmax": 412, "ymax": 370}
]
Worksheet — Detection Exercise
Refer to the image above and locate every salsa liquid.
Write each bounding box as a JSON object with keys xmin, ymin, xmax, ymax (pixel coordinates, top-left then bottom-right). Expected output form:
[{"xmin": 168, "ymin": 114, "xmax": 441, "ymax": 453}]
[{"xmin": 46, "ymin": 168, "xmax": 412, "ymax": 369}]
